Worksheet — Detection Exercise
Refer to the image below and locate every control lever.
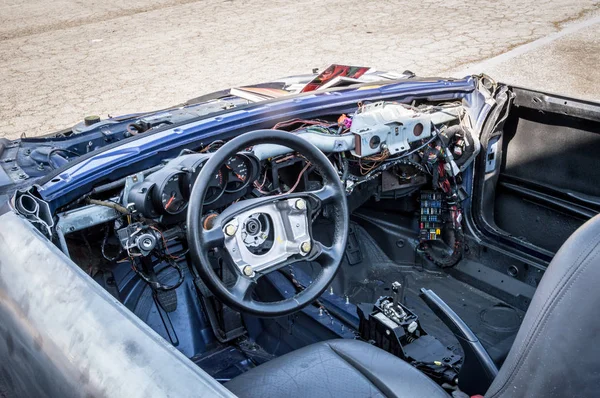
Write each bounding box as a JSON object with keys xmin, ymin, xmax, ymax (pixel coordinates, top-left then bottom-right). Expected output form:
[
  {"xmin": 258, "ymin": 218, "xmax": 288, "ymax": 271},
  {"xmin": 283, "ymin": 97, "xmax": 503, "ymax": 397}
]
[
  {"xmin": 391, "ymin": 281, "xmax": 407, "ymax": 318},
  {"xmin": 392, "ymin": 281, "xmax": 402, "ymax": 307},
  {"xmin": 419, "ymin": 288, "xmax": 498, "ymax": 396},
  {"xmin": 392, "ymin": 279, "xmax": 407, "ymax": 306}
]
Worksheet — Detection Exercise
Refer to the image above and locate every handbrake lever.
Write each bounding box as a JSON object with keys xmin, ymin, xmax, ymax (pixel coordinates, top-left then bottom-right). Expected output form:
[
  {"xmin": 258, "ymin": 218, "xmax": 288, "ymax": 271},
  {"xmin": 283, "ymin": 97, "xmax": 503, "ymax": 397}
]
[{"xmin": 419, "ymin": 288, "xmax": 498, "ymax": 396}]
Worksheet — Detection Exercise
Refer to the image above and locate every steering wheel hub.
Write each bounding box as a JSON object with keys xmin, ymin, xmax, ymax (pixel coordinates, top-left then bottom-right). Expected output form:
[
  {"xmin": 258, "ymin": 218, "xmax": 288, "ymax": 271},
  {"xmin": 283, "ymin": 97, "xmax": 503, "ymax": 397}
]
[{"xmin": 241, "ymin": 213, "xmax": 270, "ymax": 250}]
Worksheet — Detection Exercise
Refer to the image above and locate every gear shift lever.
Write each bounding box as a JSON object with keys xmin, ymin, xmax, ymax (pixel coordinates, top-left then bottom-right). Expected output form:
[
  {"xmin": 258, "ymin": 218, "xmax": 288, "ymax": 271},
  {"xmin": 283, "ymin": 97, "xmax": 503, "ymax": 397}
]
[
  {"xmin": 392, "ymin": 281, "xmax": 402, "ymax": 307},
  {"xmin": 391, "ymin": 281, "xmax": 407, "ymax": 318}
]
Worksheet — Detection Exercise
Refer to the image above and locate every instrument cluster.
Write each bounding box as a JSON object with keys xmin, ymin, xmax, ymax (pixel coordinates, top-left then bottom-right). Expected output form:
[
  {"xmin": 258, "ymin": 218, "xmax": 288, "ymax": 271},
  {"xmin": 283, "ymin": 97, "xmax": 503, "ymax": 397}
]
[{"xmin": 127, "ymin": 152, "xmax": 259, "ymax": 220}]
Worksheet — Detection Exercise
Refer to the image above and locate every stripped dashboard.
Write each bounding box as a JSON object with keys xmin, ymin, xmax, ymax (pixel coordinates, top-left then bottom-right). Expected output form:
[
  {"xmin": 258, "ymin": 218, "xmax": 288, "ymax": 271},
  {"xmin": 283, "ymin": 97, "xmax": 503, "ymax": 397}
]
[{"xmin": 14, "ymin": 98, "xmax": 480, "ymax": 289}]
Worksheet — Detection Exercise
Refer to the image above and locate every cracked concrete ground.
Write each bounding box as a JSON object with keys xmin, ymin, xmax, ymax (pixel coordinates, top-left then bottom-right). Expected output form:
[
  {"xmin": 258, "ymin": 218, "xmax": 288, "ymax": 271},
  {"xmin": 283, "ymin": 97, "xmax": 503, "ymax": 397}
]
[
  {"xmin": 450, "ymin": 13, "xmax": 600, "ymax": 100},
  {"xmin": 1, "ymin": 0, "xmax": 600, "ymax": 139}
]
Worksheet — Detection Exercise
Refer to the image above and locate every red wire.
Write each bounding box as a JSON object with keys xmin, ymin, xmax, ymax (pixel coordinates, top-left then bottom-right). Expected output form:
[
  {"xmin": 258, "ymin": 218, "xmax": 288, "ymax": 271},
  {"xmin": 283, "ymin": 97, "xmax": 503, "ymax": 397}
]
[{"xmin": 286, "ymin": 162, "xmax": 311, "ymax": 194}]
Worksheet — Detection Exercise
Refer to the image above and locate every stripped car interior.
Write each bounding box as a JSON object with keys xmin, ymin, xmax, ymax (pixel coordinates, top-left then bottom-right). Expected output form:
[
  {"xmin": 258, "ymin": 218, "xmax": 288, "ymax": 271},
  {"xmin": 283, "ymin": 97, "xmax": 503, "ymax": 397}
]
[{"xmin": 1, "ymin": 68, "xmax": 599, "ymax": 397}]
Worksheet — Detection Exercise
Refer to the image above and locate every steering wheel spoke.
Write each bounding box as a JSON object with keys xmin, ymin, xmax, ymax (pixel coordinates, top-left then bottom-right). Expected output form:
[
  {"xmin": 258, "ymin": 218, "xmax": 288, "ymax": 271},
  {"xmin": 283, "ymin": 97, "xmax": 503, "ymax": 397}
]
[
  {"xmin": 201, "ymin": 226, "xmax": 225, "ymax": 250},
  {"xmin": 308, "ymin": 185, "xmax": 339, "ymax": 206},
  {"xmin": 228, "ymin": 276, "xmax": 256, "ymax": 302},
  {"xmin": 312, "ymin": 240, "xmax": 337, "ymax": 268}
]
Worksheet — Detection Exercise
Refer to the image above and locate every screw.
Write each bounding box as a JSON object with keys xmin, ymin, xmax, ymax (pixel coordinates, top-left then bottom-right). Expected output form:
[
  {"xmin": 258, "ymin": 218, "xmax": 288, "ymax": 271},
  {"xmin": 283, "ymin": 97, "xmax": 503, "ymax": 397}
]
[
  {"xmin": 319, "ymin": 308, "xmax": 324, "ymax": 316},
  {"xmin": 329, "ymin": 286, "xmax": 334, "ymax": 295},
  {"xmin": 300, "ymin": 241, "xmax": 311, "ymax": 254},
  {"xmin": 295, "ymin": 199, "xmax": 306, "ymax": 210},
  {"xmin": 225, "ymin": 223, "xmax": 237, "ymax": 236},
  {"xmin": 345, "ymin": 296, "xmax": 350, "ymax": 305},
  {"xmin": 242, "ymin": 266, "xmax": 253, "ymax": 277}
]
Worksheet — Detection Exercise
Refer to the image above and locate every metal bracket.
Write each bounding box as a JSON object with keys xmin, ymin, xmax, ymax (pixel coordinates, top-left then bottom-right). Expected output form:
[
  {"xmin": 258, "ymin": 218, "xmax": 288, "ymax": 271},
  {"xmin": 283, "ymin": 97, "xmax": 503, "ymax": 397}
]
[{"xmin": 56, "ymin": 204, "xmax": 120, "ymax": 256}]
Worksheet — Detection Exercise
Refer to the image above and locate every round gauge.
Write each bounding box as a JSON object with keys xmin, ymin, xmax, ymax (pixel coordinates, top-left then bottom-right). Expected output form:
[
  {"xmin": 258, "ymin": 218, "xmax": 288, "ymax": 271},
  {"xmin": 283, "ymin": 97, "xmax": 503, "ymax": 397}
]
[
  {"xmin": 205, "ymin": 168, "xmax": 226, "ymax": 204},
  {"xmin": 185, "ymin": 160, "xmax": 228, "ymax": 205},
  {"xmin": 225, "ymin": 154, "xmax": 251, "ymax": 192},
  {"xmin": 160, "ymin": 173, "xmax": 187, "ymax": 215}
]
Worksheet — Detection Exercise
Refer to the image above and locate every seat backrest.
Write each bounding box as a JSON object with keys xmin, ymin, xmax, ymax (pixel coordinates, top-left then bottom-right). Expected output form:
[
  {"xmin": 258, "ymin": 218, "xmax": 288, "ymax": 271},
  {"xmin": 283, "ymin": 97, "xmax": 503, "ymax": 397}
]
[{"xmin": 486, "ymin": 214, "xmax": 600, "ymax": 397}]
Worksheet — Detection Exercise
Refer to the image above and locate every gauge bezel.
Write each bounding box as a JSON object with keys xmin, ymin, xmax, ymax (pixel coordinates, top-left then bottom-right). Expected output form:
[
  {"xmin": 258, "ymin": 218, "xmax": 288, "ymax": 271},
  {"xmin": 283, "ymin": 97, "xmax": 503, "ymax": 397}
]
[
  {"xmin": 225, "ymin": 153, "xmax": 253, "ymax": 193},
  {"xmin": 205, "ymin": 166, "xmax": 228, "ymax": 204},
  {"xmin": 185, "ymin": 158, "xmax": 228, "ymax": 205},
  {"xmin": 155, "ymin": 171, "xmax": 188, "ymax": 215}
]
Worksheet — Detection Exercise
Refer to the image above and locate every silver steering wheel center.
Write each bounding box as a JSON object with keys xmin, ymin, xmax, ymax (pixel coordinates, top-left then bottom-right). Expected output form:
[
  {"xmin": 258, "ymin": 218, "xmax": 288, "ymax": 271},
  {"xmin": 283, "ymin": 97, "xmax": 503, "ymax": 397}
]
[{"xmin": 222, "ymin": 198, "xmax": 311, "ymax": 276}]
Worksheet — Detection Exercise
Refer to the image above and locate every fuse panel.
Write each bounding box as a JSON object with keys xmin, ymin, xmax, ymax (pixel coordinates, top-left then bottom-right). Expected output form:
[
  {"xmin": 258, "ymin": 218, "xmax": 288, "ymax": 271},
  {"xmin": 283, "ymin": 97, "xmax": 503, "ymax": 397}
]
[{"xmin": 419, "ymin": 191, "xmax": 443, "ymax": 241}]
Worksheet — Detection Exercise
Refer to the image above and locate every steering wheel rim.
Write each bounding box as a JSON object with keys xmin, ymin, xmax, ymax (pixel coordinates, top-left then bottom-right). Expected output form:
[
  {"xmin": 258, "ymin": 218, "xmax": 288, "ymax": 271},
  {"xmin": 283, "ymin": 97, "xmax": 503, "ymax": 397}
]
[{"xmin": 187, "ymin": 129, "xmax": 349, "ymax": 317}]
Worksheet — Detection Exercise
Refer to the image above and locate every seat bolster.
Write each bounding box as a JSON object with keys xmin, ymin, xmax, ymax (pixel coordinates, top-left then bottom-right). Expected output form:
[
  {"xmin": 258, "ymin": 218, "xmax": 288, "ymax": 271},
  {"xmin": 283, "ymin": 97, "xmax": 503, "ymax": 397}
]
[
  {"xmin": 226, "ymin": 339, "xmax": 449, "ymax": 398},
  {"xmin": 487, "ymin": 214, "xmax": 600, "ymax": 398},
  {"xmin": 325, "ymin": 340, "xmax": 450, "ymax": 398}
]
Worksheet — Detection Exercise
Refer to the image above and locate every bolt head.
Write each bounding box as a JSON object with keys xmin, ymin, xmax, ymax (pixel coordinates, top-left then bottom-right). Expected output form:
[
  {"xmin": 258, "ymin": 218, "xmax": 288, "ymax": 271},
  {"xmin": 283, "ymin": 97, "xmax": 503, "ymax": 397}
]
[
  {"xmin": 300, "ymin": 241, "xmax": 311, "ymax": 254},
  {"xmin": 225, "ymin": 223, "xmax": 237, "ymax": 236},
  {"xmin": 242, "ymin": 265, "xmax": 253, "ymax": 276},
  {"xmin": 295, "ymin": 199, "xmax": 306, "ymax": 210}
]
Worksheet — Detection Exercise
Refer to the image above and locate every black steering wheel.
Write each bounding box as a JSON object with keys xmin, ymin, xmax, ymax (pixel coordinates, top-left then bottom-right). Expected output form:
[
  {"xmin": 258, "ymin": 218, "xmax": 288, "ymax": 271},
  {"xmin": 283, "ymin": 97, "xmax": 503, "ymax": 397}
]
[{"xmin": 187, "ymin": 129, "xmax": 349, "ymax": 317}]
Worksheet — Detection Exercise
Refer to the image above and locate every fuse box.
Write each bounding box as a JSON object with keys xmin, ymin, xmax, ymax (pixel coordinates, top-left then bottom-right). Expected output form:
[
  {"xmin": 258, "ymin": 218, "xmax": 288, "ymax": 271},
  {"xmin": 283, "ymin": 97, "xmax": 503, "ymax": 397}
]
[{"xmin": 419, "ymin": 191, "xmax": 443, "ymax": 241}]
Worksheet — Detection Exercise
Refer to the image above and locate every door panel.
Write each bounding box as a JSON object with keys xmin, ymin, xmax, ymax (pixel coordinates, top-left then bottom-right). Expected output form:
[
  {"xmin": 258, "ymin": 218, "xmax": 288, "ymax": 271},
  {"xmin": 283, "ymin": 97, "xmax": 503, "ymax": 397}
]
[{"xmin": 491, "ymin": 88, "xmax": 600, "ymax": 254}]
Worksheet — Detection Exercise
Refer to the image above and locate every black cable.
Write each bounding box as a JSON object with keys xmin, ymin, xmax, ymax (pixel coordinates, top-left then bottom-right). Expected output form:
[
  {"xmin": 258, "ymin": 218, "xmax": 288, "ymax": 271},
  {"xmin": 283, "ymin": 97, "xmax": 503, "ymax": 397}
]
[
  {"xmin": 47, "ymin": 148, "xmax": 80, "ymax": 169},
  {"xmin": 101, "ymin": 226, "xmax": 123, "ymax": 261},
  {"xmin": 132, "ymin": 256, "xmax": 185, "ymax": 291},
  {"xmin": 341, "ymin": 153, "xmax": 349, "ymax": 187}
]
